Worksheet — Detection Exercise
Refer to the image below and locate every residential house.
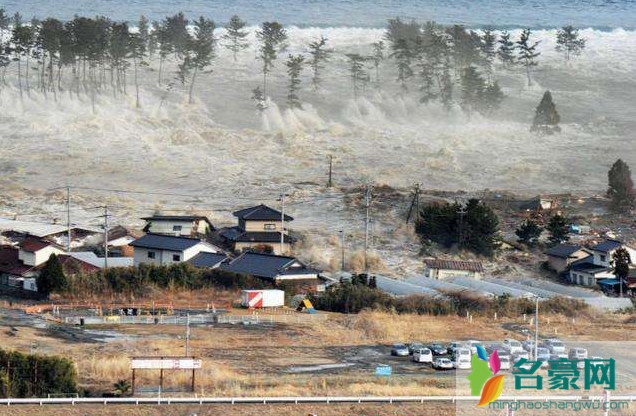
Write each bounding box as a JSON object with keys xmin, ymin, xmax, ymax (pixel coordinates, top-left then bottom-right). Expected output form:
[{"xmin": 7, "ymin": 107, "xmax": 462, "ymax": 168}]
[
  {"xmin": 423, "ymin": 259, "xmax": 484, "ymax": 280},
  {"xmin": 589, "ymin": 239, "xmax": 636, "ymax": 268},
  {"xmin": 0, "ymin": 218, "xmax": 100, "ymax": 248},
  {"xmin": 187, "ymin": 252, "xmax": 228, "ymax": 269},
  {"xmin": 0, "ymin": 239, "xmax": 65, "ymax": 295},
  {"xmin": 141, "ymin": 215, "xmax": 215, "ymax": 238},
  {"xmin": 520, "ymin": 195, "xmax": 557, "ymax": 212},
  {"xmin": 545, "ymin": 244, "xmax": 591, "ymax": 274},
  {"xmin": 106, "ymin": 225, "xmax": 144, "ymax": 257},
  {"xmin": 64, "ymin": 252, "xmax": 134, "ymax": 269},
  {"xmin": 220, "ymin": 204, "xmax": 295, "ymax": 255},
  {"xmin": 220, "ymin": 252, "xmax": 323, "ymax": 291},
  {"xmin": 566, "ymin": 257, "xmax": 614, "ymax": 286},
  {"xmin": 130, "ymin": 234, "xmax": 223, "ymax": 267}
]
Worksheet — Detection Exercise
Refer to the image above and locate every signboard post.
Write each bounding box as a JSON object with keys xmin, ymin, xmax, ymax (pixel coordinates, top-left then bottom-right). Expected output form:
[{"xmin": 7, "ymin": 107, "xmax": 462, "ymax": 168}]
[{"xmin": 130, "ymin": 356, "xmax": 201, "ymax": 395}]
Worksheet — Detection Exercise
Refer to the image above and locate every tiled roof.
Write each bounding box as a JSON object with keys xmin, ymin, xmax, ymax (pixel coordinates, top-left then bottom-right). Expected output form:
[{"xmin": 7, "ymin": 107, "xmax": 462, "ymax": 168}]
[
  {"xmin": 220, "ymin": 252, "xmax": 315, "ymax": 280},
  {"xmin": 424, "ymin": 259, "xmax": 484, "ymax": 273},
  {"xmin": 546, "ymin": 244, "xmax": 584, "ymax": 258},
  {"xmin": 233, "ymin": 204, "xmax": 293, "ymax": 221},
  {"xmin": 20, "ymin": 238, "xmax": 53, "ymax": 253},
  {"xmin": 130, "ymin": 234, "xmax": 204, "ymax": 251},
  {"xmin": 0, "ymin": 246, "xmax": 35, "ymax": 276},
  {"xmin": 188, "ymin": 252, "xmax": 228, "ymax": 268},
  {"xmin": 591, "ymin": 239, "xmax": 623, "ymax": 253}
]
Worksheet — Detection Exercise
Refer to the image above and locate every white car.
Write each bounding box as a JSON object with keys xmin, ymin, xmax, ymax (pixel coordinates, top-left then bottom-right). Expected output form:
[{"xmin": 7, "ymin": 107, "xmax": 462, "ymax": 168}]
[
  {"xmin": 413, "ymin": 348, "xmax": 433, "ymax": 363},
  {"xmin": 499, "ymin": 356, "xmax": 511, "ymax": 370},
  {"xmin": 453, "ymin": 347, "xmax": 472, "ymax": 362},
  {"xmin": 503, "ymin": 339, "xmax": 524, "ymax": 354},
  {"xmin": 569, "ymin": 348, "xmax": 588, "ymax": 360},
  {"xmin": 513, "ymin": 350, "xmax": 530, "ymax": 361},
  {"xmin": 454, "ymin": 358, "xmax": 471, "ymax": 370},
  {"xmin": 433, "ymin": 358, "xmax": 454, "ymax": 370},
  {"xmin": 543, "ymin": 339, "xmax": 565, "ymax": 353},
  {"xmin": 467, "ymin": 340, "xmax": 482, "ymax": 354},
  {"xmin": 523, "ymin": 339, "xmax": 538, "ymax": 352}
]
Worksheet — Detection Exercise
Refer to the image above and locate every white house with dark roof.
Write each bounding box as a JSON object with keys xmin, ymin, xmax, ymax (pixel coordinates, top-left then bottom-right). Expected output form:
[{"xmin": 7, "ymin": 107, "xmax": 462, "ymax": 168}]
[
  {"xmin": 424, "ymin": 259, "xmax": 484, "ymax": 280},
  {"xmin": 220, "ymin": 204, "xmax": 295, "ymax": 255},
  {"xmin": 141, "ymin": 215, "xmax": 215, "ymax": 238},
  {"xmin": 130, "ymin": 234, "xmax": 223, "ymax": 267},
  {"xmin": 589, "ymin": 239, "xmax": 636, "ymax": 268}
]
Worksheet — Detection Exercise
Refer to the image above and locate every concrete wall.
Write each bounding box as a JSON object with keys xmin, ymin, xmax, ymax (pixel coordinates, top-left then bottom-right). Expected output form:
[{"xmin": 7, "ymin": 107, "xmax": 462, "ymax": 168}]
[
  {"xmin": 133, "ymin": 242, "xmax": 220, "ymax": 266},
  {"xmin": 425, "ymin": 268, "xmax": 479, "ymax": 280},
  {"xmin": 145, "ymin": 220, "xmax": 210, "ymax": 237},
  {"xmin": 243, "ymin": 220, "xmax": 284, "ymax": 232},
  {"xmin": 19, "ymin": 245, "xmax": 65, "ymax": 267}
]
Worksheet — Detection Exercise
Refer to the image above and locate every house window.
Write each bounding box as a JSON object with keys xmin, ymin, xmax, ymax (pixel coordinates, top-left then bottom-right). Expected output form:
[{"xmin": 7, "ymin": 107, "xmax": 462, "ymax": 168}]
[
  {"xmin": 173, "ymin": 225, "xmax": 183, "ymax": 232},
  {"xmin": 600, "ymin": 255, "xmax": 606, "ymax": 262},
  {"xmin": 148, "ymin": 251, "xmax": 156, "ymax": 259},
  {"xmin": 264, "ymin": 224, "xmax": 276, "ymax": 230},
  {"xmin": 173, "ymin": 254, "xmax": 181, "ymax": 261}
]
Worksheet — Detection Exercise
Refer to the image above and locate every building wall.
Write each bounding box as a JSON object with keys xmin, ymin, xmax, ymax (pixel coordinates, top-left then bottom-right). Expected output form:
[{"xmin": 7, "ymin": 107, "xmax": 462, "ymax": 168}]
[
  {"xmin": 235, "ymin": 241, "xmax": 290, "ymax": 255},
  {"xmin": 243, "ymin": 220, "xmax": 285, "ymax": 232},
  {"xmin": 426, "ymin": 268, "xmax": 478, "ymax": 280},
  {"xmin": 145, "ymin": 220, "xmax": 210, "ymax": 237},
  {"xmin": 593, "ymin": 246, "xmax": 636, "ymax": 268},
  {"xmin": 19, "ymin": 246, "xmax": 65, "ymax": 267},
  {"xmin": 133, "ymin": 242, "xmax": 220, "ymax": 266},
  {"xmin": 568, "ymin": 270, "xmax": 614, "ymax": 286},
  {"xmin": 548, "ymin": 251, "xmax": 590, "ymax": 274}
]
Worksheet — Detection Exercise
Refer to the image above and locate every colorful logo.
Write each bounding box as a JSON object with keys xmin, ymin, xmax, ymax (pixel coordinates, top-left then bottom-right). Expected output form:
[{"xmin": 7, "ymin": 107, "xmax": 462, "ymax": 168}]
[{"xmin": 466, "ymin": 345, "xmax": 505, "ymax": 407}]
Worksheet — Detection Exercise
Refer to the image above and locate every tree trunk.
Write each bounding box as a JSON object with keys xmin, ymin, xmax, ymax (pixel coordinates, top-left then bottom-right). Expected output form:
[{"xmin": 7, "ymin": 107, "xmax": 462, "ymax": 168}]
[
  {"xmin": 25, "ymin": 54, "xmax": 31, "ymax": 97},
  {"xmin": 17, "ymin": 59, "xmax": 23, "ymax": 100},
  {"xmin": 188, "ymin": 66, "xmax": 198, "ymax": 104},
  {"xmin": 526, "ymin": 65, "xmax": 531, "ymax": 87},
  {"xmin": 133, "ymin": 57, "xmax": 140, "ymax": 108},
  {"xmin": 158, "ymin": 57, "xmax": 163, "ymax": 85}
]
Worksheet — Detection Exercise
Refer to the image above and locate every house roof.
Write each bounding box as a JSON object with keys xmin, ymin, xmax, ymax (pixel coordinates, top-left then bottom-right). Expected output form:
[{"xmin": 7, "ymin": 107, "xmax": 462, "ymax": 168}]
[
  {"xmin": 187, "ymin": 252, "xmax": 228, "ymax": 268},
  {"xmin": 107, "ymin": 225, "xmax": 144, "ymax": 241},
  {"xmin": 424, "ymin": 259, "xmax": 484, "ymax": 273},
  {"xmin": 57, "ymin": 254, "xmax": 101, "ymax": 273},
  {"xmin": 0, "ymin": 246, "xmax": 35, "ymax": 276},
  {"xmin": 66, "ymin": 252, "xmax": 134, "ymax": 269},
  {"xmin": 221, "ymin": 252, "xmax": 317, "ymax": 280},
  {"xmin": 142, "ymin": 215, "xmax": 212, "ymax": 223},
  {"xmin": 234, "ymin": 231, "xmax": 295, "ymax": 244},
  {"xmin": 0, "ymin": 218, "xmax": 100, "ymax": 238},
  {"xmin": 591, "ymin": 239, "xmax": 623, "ymax": 253},
  {"xmin": 233, "ymin": 204, "xmax": 293, "ymax": 221},
  {"xmin": 569, "ymin": 260, "xmax": 611, "ymax": 275},
  {"xmin": 130, "ymin": 234, "xmax": 205, "ymax": 251},
  {"xmin": 20, "ymin": 238, "xmax": 55, "ymax": 253},
  {"xmin": 546, "ymin": 244, "xmax": 585, "ymax": 259}
]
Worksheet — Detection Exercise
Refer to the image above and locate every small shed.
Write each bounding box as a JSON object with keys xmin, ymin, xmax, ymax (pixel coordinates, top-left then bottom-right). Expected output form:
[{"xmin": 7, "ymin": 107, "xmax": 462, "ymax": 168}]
[{"xmin": 241, "ymin": 289, "xmax": 285, "ymax": 308}]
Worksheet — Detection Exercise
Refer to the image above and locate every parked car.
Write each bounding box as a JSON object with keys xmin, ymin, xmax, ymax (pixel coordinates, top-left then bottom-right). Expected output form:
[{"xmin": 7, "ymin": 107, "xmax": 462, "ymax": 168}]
[
  {"xmin": 513, "ymin": 350, "xmax": 530, "ymax": 361},
  {"xmin": 454, "ymin": 358, "xmax": 471, "ymax": 370},
  {"xmin": 467, "ymin": 340, "xmax": 482, "ymax": 354},
  {"xmin": 452, "ymin": 347, "xmax": 472, "ymax": 362},
  {"xmin": 448, "ymin": 341, "xmax": 465, "ymax": 355},
  {"xmin": 543, "ymin": 339, "xmax": 565, "ymax": 353},
  {"xmin": 499, "ymin": 355, "xmax": 511, "ymax": 370},
  {"xmin": 568, "ymin": 348, "xmax": 588, "ymax": 360},
  {"xmin": 550, "ymin": 351, "xmax": 568, "ymax": 360},
  {"xmin": 428, "ymin": 343, "xmax": 448, "ymax": 356},
  {"xmin": 486, "ymin": 343, "xmax": 511, "ymax": 359},
  {"xmin": 433, "ymin": 357, "xmax": 454, "ymax": 370},
  {"xmin": 408, "ymin": 343, "xmax": 426, "ymax": 355},
  {"xmin": 413, "ymin": 348, "xmax": 433, "ymax": 363},
  {"xmin": 391, "ymin": 344, "xmax": 410, "ymax": 357},
  {"xmin": 522, "ymin": 339, "xmax": 538, "ymax": 352},
  {"xmin": 536, "ymin": 347, "xmax": 551, "ymax": 362},
  {"xmin": 503, "ymin": 339, "xmax": 524, "ymax": 354}
]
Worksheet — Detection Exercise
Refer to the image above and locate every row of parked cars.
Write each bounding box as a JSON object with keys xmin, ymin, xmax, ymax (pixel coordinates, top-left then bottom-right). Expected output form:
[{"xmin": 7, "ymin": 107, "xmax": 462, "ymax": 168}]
[{"xmin": 390, "ymin": 338, "xmax": 598, "ymax": 371}]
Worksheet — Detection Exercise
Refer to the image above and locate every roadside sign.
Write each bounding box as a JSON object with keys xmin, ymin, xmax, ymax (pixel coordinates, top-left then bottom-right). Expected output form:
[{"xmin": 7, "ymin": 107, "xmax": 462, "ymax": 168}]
[
  {"xmin": 131, "ymin": 358, "xmax": 202, "ymax": 369},
  {"xmin": 375, "ymin": 365, "xmax": 392, "ymax": 376}
]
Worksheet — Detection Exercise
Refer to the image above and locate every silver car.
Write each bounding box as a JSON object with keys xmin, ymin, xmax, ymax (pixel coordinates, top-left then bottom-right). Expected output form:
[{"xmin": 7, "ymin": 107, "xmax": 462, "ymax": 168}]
[{"xmin": 391, "ymin": 343, "xmax": 410, "ymax": 357}]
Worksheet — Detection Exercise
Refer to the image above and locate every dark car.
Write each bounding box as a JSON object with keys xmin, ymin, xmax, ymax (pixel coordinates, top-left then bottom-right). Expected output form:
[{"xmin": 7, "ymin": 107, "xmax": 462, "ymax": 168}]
[
  {"xmin": 408, "ymin": 342, "xmax": 426, "ymax": 355},
  {"xmin": 428, "ymin": 343, "xmax": 448, "ymax": 355}
]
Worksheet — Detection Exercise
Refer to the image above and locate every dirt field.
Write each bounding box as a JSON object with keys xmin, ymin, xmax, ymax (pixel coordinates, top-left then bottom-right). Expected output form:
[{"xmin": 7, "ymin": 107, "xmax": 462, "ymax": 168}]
[
  {"xmin": 2, "ymin": 302, "xmax": 636, "ymax": 398},
  {"xmin": 0, "ymin": 402, "xmax": 455, "ymax": 416}
]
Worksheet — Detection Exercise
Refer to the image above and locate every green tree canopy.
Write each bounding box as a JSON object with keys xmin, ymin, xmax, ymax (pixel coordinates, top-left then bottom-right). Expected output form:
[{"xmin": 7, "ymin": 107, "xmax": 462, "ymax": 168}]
[
  {"xmin": 546, "ymin": 214, "xmax": 570, "ymax": 246},
  {"xmin": 36, "ymin": 254, "xmax": 67, "ymax": 297},
  {"xmin": 531, "ymin": 91, "xmax": 561, "ymax": 134},
  {"xmin": 607, "ymin": 159, "xmax": 635, "ymax": 212}
]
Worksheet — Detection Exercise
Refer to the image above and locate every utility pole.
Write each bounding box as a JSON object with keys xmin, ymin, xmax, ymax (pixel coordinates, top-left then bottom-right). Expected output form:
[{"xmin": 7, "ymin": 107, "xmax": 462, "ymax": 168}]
[
  {"xmin": 534, "ymin": 296, "xmax": 539, "ymax": 360},
  {"xmin": 327, "ymin": 155, "xmax": 333, "ymax": 188},
  {"xmin": 66, "ymin": 186, "xmax": 71, "ymax": 252},
  {"xmin": 364, "ymin": 185, "xmax": 371, "ymax": 272},
  {"xmin": 103, "ymin": 205, "xmax": 109, "ymax": 270},
  {"xmin": 414, "ymin": 183, "xmax": 420, "ymax": 220},
  {"xmin": 185, "ymin": 313, "xmax": 190, "ymax": 356},
  {"xmin": 279, "ymin": 193, "xmax": 285, "ymax": 255},
  {"xmin": 339, "ymin": 230, "xmax": 345, "ymax": 271}
]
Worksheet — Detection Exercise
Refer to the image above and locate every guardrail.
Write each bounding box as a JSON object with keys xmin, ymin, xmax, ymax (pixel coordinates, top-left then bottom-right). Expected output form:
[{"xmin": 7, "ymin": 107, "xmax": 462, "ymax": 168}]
[
  {"xmin": 0, "ymin": 395, "xmax": 632, "ymax": 406},
  {"xmin": 64, "ymin": 313, "xmax": 325, "ymax": 326}
]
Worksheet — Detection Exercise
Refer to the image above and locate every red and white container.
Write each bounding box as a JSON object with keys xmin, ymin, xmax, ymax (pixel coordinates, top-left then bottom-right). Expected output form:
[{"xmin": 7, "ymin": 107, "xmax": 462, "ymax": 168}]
[{"xmin": 241, "ymin": 289, "xmax": 285, "ymax": 308}]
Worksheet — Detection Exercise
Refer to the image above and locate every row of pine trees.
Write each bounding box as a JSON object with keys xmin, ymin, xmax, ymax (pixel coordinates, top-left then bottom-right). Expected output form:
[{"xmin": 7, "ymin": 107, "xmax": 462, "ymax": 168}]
[{"xmin": 0, "ymin": 9, "xmax": 586, "ymax": 116}]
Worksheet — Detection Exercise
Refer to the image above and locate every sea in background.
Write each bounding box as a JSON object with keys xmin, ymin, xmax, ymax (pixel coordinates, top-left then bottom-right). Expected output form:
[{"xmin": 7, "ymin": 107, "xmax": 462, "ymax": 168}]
[{"xmin": 2, "ymin": 0, "xmax": 635, "ymax": 29}]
